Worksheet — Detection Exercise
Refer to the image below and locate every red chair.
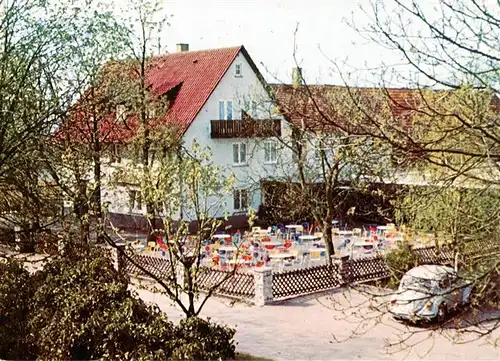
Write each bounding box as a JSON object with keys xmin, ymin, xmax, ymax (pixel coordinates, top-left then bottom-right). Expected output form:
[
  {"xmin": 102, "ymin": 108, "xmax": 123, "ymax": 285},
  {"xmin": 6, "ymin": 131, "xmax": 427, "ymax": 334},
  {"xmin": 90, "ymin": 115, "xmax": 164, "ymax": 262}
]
[
  {"xmin": 263, "ymin": 236, "xmax": 271, "ymax": 242},
  {"xmin": 256, "ymin": 261, "xmax": 265, "ymax": 267},
  {"xmin": 156, "ymin": 236, "xmax": 168, "ymax": 250},
  {"xmin": 284, "ymin": 240, "xmax": 292, "ymax": 249},
  {"xmin": 264, "ymin": 244, "xmax": 275, "ymax": 250}
]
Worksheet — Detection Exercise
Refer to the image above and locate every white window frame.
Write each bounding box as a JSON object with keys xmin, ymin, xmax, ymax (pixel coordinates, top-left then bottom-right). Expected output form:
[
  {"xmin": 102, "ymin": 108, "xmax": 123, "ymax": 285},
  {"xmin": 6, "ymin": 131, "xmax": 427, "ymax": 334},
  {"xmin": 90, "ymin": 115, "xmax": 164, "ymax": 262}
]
[
  {"xmin": 264, "ymin": 140, "xmax": 278, "ymax": 164},
  {"xmin": 116, "ymin": 104, "xmax": 126, "ymax": 122},
  {"xmin": 235, "ymin": 63, "xmax": 242, "ymax": 77},
  {"xmin": 128, "ymin": 189, "xmax": 142, "ymax": 213},
  {"xmin": 218, "ymin": 100, "xmax": 233, "ymax": 120},
  {"xmin": 232, "ymin": 142, "xmax": 247, "ymax": 165},
  {"xmin": 233, "ymin": 189, "xmax": 249, "ymax": 211}
]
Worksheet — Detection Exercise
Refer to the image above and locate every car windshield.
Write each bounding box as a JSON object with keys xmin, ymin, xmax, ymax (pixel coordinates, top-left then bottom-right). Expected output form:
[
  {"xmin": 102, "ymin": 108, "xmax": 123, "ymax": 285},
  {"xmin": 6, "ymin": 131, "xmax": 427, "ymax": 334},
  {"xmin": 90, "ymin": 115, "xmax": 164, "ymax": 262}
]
[{"xmin": 400, "ymin": 275, "xmax": 438, "ymax": 292}]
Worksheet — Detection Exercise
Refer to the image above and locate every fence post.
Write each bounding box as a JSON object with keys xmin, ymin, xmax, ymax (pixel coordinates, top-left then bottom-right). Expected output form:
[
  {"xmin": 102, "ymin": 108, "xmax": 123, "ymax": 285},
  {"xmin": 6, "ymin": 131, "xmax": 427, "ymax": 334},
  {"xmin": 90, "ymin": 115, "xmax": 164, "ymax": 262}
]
[
  {"xmin": 254, "ymin": 267, "xmax": 273, "ymax": 306},
  {"xmin": 112, "ymin": 242, "xmax": 126, "ymax": 272},
  {"xmin": 338, "ymin": 255, "xmax": 352, "ymax": 285}
]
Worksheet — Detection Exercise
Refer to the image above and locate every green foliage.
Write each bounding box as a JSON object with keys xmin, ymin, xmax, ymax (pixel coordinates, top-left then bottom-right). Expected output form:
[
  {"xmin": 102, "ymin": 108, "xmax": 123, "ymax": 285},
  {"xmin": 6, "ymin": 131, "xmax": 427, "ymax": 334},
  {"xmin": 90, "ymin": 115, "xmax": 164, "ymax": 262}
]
[
  {"xmin": 384, "ymin": 241, "xmax": 419, "ymax": 289},
  {"xmin": 0, "ymin": 259, "xmax": 36, "ymax": 359},
  {"xmin": 394, "ymin": 186, "xmax": 500, "ymax": 245},
  {"xmin": 29, "ymin": 247, "xmax": 175, "ymax": 360},
  {"xmin": 171, "ymin": 317, "xmax": 236, "ymax": 361},
  {"xmin": 0, "ymin": 246, "xmax": 237, "ymax": 360}
]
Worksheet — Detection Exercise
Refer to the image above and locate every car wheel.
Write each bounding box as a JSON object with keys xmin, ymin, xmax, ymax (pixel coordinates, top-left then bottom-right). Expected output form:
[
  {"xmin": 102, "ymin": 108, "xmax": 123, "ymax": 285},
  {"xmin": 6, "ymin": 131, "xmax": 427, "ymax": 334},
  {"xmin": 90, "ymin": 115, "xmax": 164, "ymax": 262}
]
[{"xmin": 435, "ymin": 303, "xmax": 448, "ymax": 324}]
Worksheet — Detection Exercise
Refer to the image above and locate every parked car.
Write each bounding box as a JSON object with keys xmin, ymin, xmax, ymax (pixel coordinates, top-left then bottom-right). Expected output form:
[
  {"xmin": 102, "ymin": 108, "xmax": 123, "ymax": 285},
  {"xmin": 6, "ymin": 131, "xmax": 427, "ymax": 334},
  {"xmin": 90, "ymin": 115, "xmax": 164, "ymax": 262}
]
[{"xmin": 389, "ymin": 264, "xmax": 473, "ymax": 323}]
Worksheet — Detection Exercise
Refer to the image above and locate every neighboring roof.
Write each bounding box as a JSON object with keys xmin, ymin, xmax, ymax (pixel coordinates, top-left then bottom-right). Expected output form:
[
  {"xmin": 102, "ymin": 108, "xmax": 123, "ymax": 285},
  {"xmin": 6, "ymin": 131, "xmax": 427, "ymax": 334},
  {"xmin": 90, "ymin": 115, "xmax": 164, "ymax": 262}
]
[
  {"xmin": 405, "ymin": 265, "xmax": 455, "ymax": 279},
  {"xmin": 270, "ymin": 83, "xmax": 500, "ymax": 133},
  {"xmin": 61, "ymin": 45, "xmax": 268, "ymax": 142},
  {"xmin": 270, "ymin": 83, "xmax": 420, "ymax": 132}
]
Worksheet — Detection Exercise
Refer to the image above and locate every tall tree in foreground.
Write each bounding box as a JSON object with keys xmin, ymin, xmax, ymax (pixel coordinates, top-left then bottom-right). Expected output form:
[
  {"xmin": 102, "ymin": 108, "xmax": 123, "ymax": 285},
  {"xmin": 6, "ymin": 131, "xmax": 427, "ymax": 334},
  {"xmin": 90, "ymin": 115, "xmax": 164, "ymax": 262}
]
[
  {"xmin": 42, "ymin": 1, "xmax": 130, "ymax": 244},
  {"xmin": 108, "ymin": 140, "xmax": 239, "ymax": 318},
  {"xmin": 316, "ymin": 0, "xmax": 500, "ymax": 348},
  {"xmin": 0, "ymin": 0, "xmax": 127, "ymax": 247},
  {"xmin": 111, "ymin": 0, "xmax": 169, "ymax": 233},
  {"xmin": 263, "ymin": 81, "xmax": 393, "ymax": 263}
]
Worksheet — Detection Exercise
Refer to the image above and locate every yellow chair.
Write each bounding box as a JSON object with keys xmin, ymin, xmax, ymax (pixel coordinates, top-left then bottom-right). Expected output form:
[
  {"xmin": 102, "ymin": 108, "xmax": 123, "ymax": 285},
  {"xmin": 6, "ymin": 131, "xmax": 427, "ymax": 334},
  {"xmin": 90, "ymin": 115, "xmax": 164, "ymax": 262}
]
[{"xmin": 310, "ymin": 250, "xmax": 321, "ymax": 260}]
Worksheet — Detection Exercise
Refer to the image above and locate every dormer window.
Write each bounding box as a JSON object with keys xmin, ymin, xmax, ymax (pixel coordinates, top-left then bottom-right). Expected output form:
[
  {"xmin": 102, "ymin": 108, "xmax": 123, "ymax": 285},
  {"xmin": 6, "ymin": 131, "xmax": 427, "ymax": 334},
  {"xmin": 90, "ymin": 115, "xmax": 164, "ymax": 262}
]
[
  {"xmin": 235, "ymin": 63, "xmax": 242, "ymax": 77},
  {"xmin": 116, "ymin": 104, "xmax": 126, "ymax": 122}
]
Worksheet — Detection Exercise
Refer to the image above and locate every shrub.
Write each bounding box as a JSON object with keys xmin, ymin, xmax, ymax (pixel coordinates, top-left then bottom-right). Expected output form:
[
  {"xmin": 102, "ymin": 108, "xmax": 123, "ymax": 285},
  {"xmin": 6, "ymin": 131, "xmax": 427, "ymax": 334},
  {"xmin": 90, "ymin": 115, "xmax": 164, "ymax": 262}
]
[
  {"xmin": 172, "ymin": 317, "xmax": 236, "ymax": 361},
  {"xmin": 0, "ymin": 259, "xmax": 36, "ymax": 360},
  {"xmin": 0, "ymin": 245, "xmax": 238, "ymax": 360},
  {"xmin": 384, "ymin": 241, "xmax": 419, "ymax": 288},
  {"xmin": 28, "ymin": 246, "xmax": 176, "ymax": 360}
]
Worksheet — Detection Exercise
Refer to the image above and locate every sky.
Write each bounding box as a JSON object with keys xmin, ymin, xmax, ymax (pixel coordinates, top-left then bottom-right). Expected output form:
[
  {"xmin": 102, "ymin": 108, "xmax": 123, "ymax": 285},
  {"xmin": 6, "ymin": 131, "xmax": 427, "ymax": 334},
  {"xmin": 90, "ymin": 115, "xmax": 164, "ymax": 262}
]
[{"xmin": 144, "ymin": 0, "xmax": 404, "ymax": 85}]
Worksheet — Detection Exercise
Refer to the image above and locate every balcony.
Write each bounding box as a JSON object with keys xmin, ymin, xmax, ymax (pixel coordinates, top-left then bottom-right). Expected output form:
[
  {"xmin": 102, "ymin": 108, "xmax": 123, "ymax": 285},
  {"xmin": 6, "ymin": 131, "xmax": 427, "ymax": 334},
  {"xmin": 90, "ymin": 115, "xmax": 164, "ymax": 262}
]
[{"xmin": 210, "ymin": 118, "xmax": 281, "ymax": 139}]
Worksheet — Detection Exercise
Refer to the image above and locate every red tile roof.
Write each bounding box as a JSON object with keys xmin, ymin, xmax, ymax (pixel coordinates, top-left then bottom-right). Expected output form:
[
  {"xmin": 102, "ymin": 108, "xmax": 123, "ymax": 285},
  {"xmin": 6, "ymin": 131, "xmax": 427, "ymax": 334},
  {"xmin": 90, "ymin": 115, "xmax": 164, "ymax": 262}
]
[
  {"xmin": 146, "ymin": 46, "xmax": 243, "ymax": 132},
  {"xmin": 60, "ymin": 46, "xmax": 255, "ymax": 142},
  {"xmin": 270, "ymin": 84, "xmax": 433, "ymax": 133}
]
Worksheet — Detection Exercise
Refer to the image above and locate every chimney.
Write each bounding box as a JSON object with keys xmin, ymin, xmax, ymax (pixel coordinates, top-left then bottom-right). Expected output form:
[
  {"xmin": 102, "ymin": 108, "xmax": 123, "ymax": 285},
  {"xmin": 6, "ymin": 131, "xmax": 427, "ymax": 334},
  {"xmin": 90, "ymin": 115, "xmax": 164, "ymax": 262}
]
[
  {"xmin": 176, "ymin": 43, "xmax": 189, "ymax": 52},
  {"xmin": 292, "ymin": 67, "xmax": 303, "ymax": 88}
]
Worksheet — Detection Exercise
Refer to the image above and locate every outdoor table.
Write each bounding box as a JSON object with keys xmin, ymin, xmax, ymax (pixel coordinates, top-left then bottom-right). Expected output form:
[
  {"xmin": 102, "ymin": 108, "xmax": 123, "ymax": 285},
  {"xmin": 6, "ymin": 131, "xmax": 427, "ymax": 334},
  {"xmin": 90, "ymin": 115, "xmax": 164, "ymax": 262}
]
[
  {"xmin": 218, "ymin": 245, "xmax": 237, "ymax": 252},
  {"xmin": 299, "ymin": 235, "xmax": 320, "ymax": 241},
  {"xmin": 227, "ymin": 258, "xmax": 247, "ymax": 265},
  {"xmin": 269, "ymin": 253, "xmax": 295, "ymax": 260},
  {"xmin": 335, "ymin": 230, "xmax": 353, "ymax": 236},
  {"xmin": 262, "ymin": 240, "xmax": 283, "ymax": 246},
  {"xmin": 213, "ymin": 234, "xmax": 231, "ymax": 239}
]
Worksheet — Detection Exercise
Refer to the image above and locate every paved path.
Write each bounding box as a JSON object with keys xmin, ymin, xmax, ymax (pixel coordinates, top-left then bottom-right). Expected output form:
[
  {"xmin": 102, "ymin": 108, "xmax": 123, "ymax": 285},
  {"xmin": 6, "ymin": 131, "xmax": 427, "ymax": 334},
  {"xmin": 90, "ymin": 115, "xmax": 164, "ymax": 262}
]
[{"xmin": 135, "ymin": 286, "xmax": 500, "ymax": 360}]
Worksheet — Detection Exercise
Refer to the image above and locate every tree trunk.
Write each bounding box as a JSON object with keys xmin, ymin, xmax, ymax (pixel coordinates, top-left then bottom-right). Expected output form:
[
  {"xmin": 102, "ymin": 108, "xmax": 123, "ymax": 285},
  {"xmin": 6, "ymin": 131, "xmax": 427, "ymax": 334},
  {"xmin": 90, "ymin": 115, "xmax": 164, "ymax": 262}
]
[
  {"xmin": 322, "ymin": 220, "xmax": 334, "ymax": 265},
  {"xmin": 93, "ymin": 144, "xmax": 104, "ymax": 242},
  {"xmin": 184, "ymin": 265, "xmax": 196, "ymax": 318}
]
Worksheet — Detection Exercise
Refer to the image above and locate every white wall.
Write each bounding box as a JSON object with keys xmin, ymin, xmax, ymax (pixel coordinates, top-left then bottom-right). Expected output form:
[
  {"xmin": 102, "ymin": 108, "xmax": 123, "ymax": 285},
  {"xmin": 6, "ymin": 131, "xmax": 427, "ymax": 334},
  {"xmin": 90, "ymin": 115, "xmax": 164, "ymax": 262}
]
[{"xmin": 182, "ymin": 50, "xmax": 292, "ymax": 219}]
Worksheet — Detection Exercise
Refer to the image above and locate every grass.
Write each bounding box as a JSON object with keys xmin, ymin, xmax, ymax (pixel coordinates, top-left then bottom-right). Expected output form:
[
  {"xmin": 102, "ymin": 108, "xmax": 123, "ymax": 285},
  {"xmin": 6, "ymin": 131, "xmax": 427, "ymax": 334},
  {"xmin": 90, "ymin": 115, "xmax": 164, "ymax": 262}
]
[{"xmin": 234, "ymin": 352, "xmax": 274, "ymax": 361}]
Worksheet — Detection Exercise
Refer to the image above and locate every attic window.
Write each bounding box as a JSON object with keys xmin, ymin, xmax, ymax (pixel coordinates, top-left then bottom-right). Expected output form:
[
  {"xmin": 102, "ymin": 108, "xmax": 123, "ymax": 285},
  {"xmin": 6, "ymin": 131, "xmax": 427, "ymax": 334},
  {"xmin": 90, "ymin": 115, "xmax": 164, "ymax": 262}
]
[
  {"xmin": 235, "ymin": 63, "xmax": 242, "ymax": 77},
  {"xmin": 116, "ymin": 104, "xmax": 126, "ymax": 122}
]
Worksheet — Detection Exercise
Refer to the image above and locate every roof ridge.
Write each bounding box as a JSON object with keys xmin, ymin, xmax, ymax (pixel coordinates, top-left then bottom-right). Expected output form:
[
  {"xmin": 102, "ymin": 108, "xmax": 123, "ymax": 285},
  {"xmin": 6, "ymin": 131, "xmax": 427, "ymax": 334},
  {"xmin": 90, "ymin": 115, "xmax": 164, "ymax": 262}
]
[
  {"xmin": 272, "ymin": 83, "xmax": 423, "ymax": 91},
  {"xmin": 153, "ymin": 45, "xmax": 243, "ymax": 59}
]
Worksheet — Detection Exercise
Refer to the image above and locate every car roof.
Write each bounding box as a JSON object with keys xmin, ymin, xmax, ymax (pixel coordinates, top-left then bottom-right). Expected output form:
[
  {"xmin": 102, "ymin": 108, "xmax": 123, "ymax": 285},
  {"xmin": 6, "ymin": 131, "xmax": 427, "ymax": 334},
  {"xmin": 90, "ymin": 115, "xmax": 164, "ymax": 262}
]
[{"xmin": 404, "ymin": 265, "xmax": 455, "ymax": 279}]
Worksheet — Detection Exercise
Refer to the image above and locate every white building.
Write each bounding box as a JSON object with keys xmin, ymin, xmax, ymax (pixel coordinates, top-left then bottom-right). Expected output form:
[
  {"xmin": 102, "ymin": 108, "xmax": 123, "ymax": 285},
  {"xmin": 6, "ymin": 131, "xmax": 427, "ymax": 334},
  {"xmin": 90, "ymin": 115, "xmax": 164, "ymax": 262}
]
[{"xmin": 98, "ymin": 44, "xmax": 293, "ymax": 228}]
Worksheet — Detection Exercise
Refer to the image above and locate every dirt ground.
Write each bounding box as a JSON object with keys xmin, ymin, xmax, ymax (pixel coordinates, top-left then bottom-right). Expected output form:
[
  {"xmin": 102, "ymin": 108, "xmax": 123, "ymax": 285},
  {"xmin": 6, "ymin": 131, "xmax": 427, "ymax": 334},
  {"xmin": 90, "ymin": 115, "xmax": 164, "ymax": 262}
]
[{"xmin": 135, "ymin": 285, "xmax": 500, "ymax": 361}]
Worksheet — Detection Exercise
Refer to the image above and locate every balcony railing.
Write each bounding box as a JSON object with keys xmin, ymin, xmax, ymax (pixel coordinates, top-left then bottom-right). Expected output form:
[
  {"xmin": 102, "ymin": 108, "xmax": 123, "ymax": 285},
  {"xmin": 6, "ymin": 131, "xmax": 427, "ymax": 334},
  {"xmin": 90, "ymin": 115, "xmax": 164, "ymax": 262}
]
[{"xmin": 210, "ymin": 119, "xmax": 281, "ymax": 139}]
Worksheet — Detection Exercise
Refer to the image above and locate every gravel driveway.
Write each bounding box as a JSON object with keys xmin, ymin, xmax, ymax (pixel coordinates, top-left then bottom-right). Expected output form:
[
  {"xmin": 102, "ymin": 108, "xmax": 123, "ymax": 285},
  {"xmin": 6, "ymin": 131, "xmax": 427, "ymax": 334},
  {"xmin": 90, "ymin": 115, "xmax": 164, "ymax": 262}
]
[{"xmin": 135, "ymin": 285, "xmax": 499, "ymax": 360}]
